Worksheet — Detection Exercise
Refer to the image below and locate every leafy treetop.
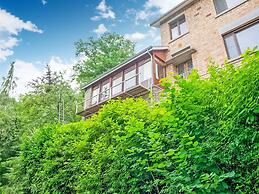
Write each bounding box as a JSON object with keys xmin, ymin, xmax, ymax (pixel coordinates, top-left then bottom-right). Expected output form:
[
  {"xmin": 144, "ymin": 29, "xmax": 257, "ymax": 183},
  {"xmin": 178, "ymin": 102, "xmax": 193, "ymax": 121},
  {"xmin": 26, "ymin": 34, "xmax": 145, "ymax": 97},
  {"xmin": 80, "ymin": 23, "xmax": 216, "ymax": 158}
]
[{"xmin": 74, "ymin": 33, "xmax": 135, "ymax": 85}]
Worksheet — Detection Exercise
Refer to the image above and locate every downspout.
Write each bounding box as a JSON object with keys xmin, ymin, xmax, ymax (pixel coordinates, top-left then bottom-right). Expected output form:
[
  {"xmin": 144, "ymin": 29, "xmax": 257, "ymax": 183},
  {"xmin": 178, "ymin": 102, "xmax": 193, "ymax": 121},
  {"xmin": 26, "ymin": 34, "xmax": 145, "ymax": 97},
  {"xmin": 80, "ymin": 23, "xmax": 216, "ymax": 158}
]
[{"xmin": 147, "ymin": 49, "xmax": 153, "ymax": 96}]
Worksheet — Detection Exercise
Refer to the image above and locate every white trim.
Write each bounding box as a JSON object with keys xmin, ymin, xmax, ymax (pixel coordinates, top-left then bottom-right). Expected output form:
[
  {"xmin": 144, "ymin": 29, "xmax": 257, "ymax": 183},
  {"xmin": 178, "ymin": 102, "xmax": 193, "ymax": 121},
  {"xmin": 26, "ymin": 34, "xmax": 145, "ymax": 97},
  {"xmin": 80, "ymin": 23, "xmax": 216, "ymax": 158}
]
[
  {"xmin": 215, "ymin": 0, "xmax": 248, "ymax": 18},
  {"xmin": 219, "ymin": 8, "xmax": 259, "ymax": 35},
  {"xmin": 150, "ymin": 0, "xmax": 194, "ymax": 27},
  {"xmin": 82, "ymin": 46, "xmax": 167, "ymax": 90}
]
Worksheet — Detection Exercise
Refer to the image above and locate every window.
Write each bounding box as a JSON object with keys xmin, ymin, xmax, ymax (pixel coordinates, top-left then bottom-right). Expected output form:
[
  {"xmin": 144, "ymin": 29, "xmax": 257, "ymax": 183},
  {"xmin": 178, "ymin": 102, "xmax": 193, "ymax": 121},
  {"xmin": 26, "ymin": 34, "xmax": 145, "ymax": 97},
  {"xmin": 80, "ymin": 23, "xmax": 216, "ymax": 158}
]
[
  {"xmin": 214, "ymin": 0, "xmax": 244, "ymax": 14},
  {"xmin": 112, "ymin": 75, "xmax": 122, "ymax": 96},
  {"xmin": 177, "ymin": 61, "xmax": 193, "ymax": 78},
  {"xmin": 224, "ymin": 22, "xmax": 259, "ymax": 59},
  {"xmin": 139, "ymin": 61, "xmax": 152, "ymax": 83},
  {"xmin": 91, "ymin": 87, "xmax": 99, "ymax": 105},
  {"xmin": 124, "ymin": 66, "xmax": 136, "ymax": 90},
  {"xmin": 156, "ymin": 63, "xmax": 165, "ymax": 80},
  {"xmin": 170, "ymin": 15, "xmax": 188, "ymax": 40},
  {"xmin": 100, "ymin": 81, "xmax": 110, "ymax": 101}
]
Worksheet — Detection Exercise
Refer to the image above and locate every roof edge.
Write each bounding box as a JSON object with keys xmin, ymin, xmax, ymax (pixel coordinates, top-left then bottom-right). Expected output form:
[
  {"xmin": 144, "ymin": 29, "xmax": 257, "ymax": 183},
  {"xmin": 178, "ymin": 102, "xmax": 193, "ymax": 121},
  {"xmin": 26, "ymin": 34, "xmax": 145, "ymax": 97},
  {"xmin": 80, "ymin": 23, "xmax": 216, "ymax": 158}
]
[
  {"xmin": 81, "ymin": 46, "xmax": 168, "ymax": 90},
  {"xmin": 150, "ymin": 0, "xmax": 194, "ymax": 28}
]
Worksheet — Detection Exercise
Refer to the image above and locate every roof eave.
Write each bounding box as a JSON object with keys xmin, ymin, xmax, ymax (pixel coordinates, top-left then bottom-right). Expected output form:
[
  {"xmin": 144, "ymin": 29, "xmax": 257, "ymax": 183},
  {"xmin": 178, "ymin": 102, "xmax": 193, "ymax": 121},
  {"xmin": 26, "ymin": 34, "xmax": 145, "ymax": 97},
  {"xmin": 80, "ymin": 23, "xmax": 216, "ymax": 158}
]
[
  {"xmin": 150, "ymin": 0, "xmax": 195, "ymax": 28},
  {"xmin": 81, "ymin": 46, "xmax": 168, "ymax": 90}
]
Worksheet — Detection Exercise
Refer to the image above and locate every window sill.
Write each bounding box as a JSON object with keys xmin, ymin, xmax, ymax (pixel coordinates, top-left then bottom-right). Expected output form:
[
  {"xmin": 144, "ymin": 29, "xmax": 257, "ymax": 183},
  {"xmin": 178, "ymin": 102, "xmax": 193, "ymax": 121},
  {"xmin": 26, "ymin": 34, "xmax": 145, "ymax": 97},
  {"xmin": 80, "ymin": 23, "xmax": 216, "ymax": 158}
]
[
  {"xmin": 228, "ymin": 56, "xmax": 242, "ymax": 64},
  {"xmin": 215, "ymin": 0, "xmax": 248, "ymax": 19},
  {"xmin": 168, "ymin": 32, "xmax": 189, "ymax": 44}
]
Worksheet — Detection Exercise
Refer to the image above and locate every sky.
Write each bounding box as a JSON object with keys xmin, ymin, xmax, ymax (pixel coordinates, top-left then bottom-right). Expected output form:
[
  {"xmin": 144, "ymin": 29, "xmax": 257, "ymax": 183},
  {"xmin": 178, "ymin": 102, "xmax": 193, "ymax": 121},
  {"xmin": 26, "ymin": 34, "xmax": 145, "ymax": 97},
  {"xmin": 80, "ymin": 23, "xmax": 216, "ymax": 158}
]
[{"xmin": 0, "ymin": 0, "xmax": 183, "ymax": 97}]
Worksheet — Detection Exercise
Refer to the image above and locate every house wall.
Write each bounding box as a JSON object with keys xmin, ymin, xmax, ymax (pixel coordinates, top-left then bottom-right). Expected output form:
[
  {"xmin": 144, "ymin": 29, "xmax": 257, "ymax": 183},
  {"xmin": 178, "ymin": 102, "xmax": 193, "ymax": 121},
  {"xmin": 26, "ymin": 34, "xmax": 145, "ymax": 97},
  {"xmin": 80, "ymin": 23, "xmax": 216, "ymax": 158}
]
[{"xmin": 159, "ymin": 0, "xmax": 259, "ymax": 77}]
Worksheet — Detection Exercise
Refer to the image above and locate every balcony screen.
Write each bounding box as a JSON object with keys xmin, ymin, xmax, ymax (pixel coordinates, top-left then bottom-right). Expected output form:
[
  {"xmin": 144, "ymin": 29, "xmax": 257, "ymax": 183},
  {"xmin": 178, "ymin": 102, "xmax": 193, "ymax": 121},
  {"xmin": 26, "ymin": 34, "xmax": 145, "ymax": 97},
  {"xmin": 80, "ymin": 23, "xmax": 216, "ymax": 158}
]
[
  {"xmin": 139, "ymin": 61, "xmax": 152, "ymax": 84},
  {"xmin": 112, "ymin": 76, "xmax": 122, "ymax": 96},
  {"xmin": 125, "ymin": 68, "xmax": 136, "ymax": 90}
]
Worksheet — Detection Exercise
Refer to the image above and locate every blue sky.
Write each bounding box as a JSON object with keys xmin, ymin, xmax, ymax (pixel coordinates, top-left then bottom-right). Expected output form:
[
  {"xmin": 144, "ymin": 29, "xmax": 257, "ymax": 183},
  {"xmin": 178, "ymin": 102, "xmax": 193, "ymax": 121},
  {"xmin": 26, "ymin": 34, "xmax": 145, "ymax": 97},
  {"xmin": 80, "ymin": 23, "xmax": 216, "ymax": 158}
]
[{"xmin": 0, "ymin": 0, "xmax": 182, "ymax": 96}]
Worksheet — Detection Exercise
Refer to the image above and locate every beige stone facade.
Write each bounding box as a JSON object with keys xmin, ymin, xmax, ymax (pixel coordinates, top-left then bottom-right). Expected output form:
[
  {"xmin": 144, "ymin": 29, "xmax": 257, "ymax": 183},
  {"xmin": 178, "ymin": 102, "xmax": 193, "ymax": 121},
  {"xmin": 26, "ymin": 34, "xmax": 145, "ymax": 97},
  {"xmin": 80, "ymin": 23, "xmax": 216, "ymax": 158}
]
[{"xmin": 156, "ymin": 0, "xmax": 259, "ymax": 77}]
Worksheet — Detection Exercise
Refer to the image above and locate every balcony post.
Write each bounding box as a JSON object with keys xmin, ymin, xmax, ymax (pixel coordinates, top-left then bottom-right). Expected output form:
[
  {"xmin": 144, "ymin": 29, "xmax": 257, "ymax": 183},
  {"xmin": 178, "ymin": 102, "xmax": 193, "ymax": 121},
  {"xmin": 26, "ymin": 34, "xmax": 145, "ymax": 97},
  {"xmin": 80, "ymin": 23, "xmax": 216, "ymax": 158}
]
[
  {"xmin": 109, "ymin": 77, "xmax": 112, "ymax": 99},
  {"xmin": 136, "ymin": 63, "xmax": 139, "ymax": 85},
  {"xmin": 98, "ymin": 83, "xmax": 101, "ymax": 103},
  {"xmin": 122, "ymin": 70, "xmax": 125, "ymax": 92}
]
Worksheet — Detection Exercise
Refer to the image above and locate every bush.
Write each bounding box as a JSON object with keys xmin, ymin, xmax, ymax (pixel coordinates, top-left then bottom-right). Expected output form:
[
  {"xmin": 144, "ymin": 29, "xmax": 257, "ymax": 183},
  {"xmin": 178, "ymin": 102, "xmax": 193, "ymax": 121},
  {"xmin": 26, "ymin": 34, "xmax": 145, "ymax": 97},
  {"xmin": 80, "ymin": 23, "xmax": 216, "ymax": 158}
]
[{"xmin": 5, "ymin": 50, "xmax": 259, "ymax": 193}]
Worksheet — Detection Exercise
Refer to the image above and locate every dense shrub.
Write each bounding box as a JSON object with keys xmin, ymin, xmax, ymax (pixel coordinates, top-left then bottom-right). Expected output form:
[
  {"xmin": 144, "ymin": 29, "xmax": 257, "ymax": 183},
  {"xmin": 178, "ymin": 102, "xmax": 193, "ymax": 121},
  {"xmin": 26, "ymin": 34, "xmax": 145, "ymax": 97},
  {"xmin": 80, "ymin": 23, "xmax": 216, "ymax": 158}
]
[{"xmin": 4, "ymin": 50, "xmax": 259, "ymax": 193}]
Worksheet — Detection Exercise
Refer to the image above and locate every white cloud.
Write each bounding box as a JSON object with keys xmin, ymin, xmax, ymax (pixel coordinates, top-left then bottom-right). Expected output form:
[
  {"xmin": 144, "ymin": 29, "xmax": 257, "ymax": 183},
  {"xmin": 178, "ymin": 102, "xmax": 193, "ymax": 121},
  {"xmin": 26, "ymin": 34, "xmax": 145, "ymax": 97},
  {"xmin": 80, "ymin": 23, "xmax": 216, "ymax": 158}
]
[
  {"xmin": 11, "ymin": 60, "xmax": 42, "ymax": 97},
  {"xmin": 91, "ymin": 0, "xmax": 115, "ymax": 21},
  {"xmin": 10, "ymin": 57, "xmax": 77, "ymax": 98},
  {"xmin": 0, "ymin": 8, "xmax": 43, "ymax": 35},
  {"xmin": 94, "ymin": 24, "xmax": 108, "ymax": 35},
  {"xmin": 0, "ymin": 8, "xmax": 43, "ymax": 61},
  {"xmin": 124, "ymin": 28, "xmax": 161, "ymax": 52},
  {"xmin": 41, "ymin": 0, "xmax": 47, "ymax": 5},
  {"xmin": 124, "ymin": 28, "xmax": 160, "ymax": 43},
  {"xmin": 144, "ymin": 0, "xmax": 184, "ymax": 14},
  {"xmin": 134, "ymin": 0, "xmax": 184, "ymax": 23},
  {"xmin": 0, "ymin": 37, "xmax": 19, "ymax": 60},
  {"xmin": 125, "ymin": 32, "xmax": 147, "ymax": 42}
]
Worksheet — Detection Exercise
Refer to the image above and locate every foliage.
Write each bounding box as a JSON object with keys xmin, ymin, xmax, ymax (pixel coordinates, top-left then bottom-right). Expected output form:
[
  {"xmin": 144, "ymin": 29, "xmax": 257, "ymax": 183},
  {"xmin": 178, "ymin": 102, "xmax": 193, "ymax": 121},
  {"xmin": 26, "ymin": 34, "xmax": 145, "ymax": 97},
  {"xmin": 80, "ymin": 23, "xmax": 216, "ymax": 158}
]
[
  {"xmin": 0, "ymin": 95, "xmax": 20, "ymax": 190},
  {"xmin": 0, "ymin": 62, "xmax": 17, "ymax": 96},
  {"xmin": 17, "ymin": 65, "xmax": 81, "ymax": 130},
  {"xmin": 28, "ymin": 64, "xmax": 60, "ymax": 93},
  {"xmin": 0, "ymin": 65, "xmax": 80, "ymax": 192},
  {"xmin": 74, "ymin": 33, "xmax": 135, "ymax": 85},
  {"xmin": 0, "ymin": 63, "xmax": 21, "ymax": 191},
  {"xmin": 160, "ymin": 49, "xmax": 259, "ymax": 193},
  {"xmin": 3, "ymin": 50, "xmax": 259, "ymax": 193}
]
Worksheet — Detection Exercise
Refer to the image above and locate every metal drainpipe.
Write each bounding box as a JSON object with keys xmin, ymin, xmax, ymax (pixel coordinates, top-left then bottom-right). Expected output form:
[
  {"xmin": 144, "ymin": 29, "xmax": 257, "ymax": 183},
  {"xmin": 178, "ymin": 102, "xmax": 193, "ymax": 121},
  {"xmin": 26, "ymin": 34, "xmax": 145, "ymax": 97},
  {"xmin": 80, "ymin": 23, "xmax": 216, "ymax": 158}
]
[{"xmin": 147, "ymin": 50, "xmax": 153, "ymax": 94}]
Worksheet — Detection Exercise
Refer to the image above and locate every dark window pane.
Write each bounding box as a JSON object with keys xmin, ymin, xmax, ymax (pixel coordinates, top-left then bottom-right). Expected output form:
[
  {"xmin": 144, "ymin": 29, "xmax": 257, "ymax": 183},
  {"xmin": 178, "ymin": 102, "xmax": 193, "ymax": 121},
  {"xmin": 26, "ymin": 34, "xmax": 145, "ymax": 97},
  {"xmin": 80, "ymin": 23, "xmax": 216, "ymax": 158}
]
[
  {"xmin": 177, "ymin": 63, "xmax": 185, "ymax": 77},
  {"xmin": 224, "ymin": 34, "xmax": 240, "ymax": 59},
  {"xmin": 188, "ymin": 61, "xmax": 193, "ymax": 72},
  {"xmin": 236, "ymin": 23, "xmax": 259, "ymax": 53},
  {"xmin": 214, "ymin": 0, "xmax": 228, "ymax": 14}
]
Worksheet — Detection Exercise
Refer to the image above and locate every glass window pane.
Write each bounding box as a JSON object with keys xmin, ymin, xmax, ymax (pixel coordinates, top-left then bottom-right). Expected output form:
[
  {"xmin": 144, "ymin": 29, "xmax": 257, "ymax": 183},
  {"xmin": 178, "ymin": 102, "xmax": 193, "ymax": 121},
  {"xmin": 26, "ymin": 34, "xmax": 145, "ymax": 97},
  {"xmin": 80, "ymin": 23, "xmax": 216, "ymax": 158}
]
[
  {"xmin": 91, "ymin": 88, "xmax": 99, "ymax": 105},
  {"xmin": 125, "ymin": 68, "xmax": 136, "ymax": 90},
  {"xmin": 139, "ymin": 61, "xmax": 152, "ymax": 83},
  {"xmin": 187, "ymin": 61, "xmax": 193, "ymax": 74},
  {"xmin": 112, "ymin": 76, "xmax": 122, "ymax": 96},
  {"xmin": 157, "ymin": 64, "xmax": 165, "ymax": 79},
  {"xmin": 177, "ymin": 63, "xmax": 185, "ymax": 77},
  {"xmin": 171, "ymin": 24, "xmax": 179, "ymax": 39},
  {"xmin": 100, "ymin": 82, "xmax": 110, "ymax": 101},
  {"xmin": 224, "ymin": 35, "xmax": 240, "ymax": 59},
  {"xmin": 179, "ymin": 19, "xmax": 188, "ymax": 34},
  {"xmin": 226, "ymin": 0, "xmax": 243, "ymax": 9},
  {"xmin": 214, "ymin": 0, "xmax": 228, "ymax": 14},
  {"xmin": 236, "ymin": 23, "xmax": 259, "ymax": 53}
]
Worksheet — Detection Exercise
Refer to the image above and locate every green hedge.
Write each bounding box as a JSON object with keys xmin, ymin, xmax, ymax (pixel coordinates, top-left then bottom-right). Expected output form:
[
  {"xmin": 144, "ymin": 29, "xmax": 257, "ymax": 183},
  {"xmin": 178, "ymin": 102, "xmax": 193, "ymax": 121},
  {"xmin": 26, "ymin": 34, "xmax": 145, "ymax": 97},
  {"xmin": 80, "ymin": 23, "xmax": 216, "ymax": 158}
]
[{"xmin": 5, "ymin": 50, "xmax": 259, "ymax": 193}]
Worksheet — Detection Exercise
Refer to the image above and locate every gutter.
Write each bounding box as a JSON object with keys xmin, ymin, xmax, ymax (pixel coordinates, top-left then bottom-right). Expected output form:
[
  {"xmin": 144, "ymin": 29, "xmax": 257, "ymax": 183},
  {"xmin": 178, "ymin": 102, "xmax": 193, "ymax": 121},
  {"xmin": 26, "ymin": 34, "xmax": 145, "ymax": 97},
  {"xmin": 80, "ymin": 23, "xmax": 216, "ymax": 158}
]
[{"xmin": 150, "ymin": 0, "xmax": 195, "ymax": 28}]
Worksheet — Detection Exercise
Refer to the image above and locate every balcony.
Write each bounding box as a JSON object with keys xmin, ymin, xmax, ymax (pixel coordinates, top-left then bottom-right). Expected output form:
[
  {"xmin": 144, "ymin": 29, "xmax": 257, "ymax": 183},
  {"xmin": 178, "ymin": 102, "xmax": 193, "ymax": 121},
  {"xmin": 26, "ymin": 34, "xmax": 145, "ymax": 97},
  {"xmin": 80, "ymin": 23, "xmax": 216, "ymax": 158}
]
[{"xmin": 77, "ymin": 73, "xmax": 153, "ymax": 117}]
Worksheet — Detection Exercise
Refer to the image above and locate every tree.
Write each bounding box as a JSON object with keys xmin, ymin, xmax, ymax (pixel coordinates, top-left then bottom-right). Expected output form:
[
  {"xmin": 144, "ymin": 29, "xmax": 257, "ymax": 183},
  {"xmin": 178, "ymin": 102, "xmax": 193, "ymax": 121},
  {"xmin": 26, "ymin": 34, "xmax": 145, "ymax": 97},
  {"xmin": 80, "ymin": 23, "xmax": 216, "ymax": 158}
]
[
  {"xmin": 18, "ymin": 65, "xmax": 80, "ymax": 130},
  {"xmin": 74, "ymin": 33, "xmax": 135, "ymax": 85},
  {"xmin": 0, "ymin": 63, "xmax": 20, "ymax": 190},
  {"xmin": 29, "ymin": 64, "xmax": 60, "ymax": 93},
  {"xmin": 1, "ymin": 61, "xmax": 17, "ymax": 96},
  {"xmin": 7, "ymin": 50, "xmax": 258, "ymax": 193}
]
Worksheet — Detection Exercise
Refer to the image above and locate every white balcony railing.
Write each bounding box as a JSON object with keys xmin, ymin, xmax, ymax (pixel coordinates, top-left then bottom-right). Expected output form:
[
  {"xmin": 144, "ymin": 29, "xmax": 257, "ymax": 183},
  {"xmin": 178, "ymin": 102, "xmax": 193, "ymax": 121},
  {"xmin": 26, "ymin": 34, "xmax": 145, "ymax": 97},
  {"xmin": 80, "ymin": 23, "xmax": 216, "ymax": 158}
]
[{"xmin": 77, "ymin": 73, "xmax": 153, "ymax": 114}]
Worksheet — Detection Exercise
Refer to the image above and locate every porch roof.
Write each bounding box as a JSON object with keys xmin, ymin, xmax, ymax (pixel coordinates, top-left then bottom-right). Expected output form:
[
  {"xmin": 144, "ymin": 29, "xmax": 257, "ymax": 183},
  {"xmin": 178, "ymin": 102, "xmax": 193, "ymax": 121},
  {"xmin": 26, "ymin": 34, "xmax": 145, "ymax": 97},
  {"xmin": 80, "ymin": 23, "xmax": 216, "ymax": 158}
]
[{"xmin": 82, "ymin": 46, "xmax": 168, "ymax": 90}]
